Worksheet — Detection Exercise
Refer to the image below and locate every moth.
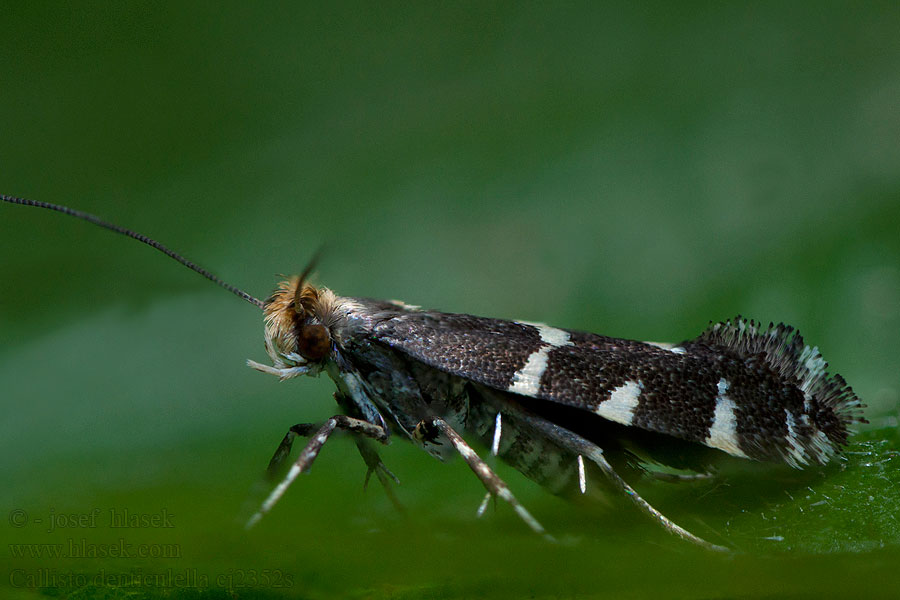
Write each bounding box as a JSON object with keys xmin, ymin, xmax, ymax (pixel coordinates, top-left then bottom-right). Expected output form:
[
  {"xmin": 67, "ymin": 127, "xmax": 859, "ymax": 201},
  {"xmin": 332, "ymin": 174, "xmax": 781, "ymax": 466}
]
[{"xmin": 2, "ymin": 194, "xmax": 865, "ymax": 552}]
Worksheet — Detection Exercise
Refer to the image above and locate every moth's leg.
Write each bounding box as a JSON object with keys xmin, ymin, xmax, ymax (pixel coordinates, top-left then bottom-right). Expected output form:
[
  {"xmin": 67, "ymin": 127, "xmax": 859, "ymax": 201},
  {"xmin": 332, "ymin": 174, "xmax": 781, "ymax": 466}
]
[
  {"xmin": 331, "ymin": 391, "xmax": 402, "ymax": 505},
  {"xmin": 426, "ymin": 417, "xmax": 553, "ymax": 542},
  {"xmin": 355, "ymin": 437, "xmax": 405, "ymax": 513},
  {"xmin": 265, "ymin": 421, "xmax": 403, "ymax": 511},
  {"xmin": 491, "ymin": 396, "xmax": 729, "ymax": 552},
  {"xmin": 585, "ymin": 447, "xmax": 726, "ymax": 551},
  {"xmin": 649, "ymin": 471, "xmax": 714, "ymax": 483},
  {"xmin": 265, "ymin": 423, "xmax": 321, "ymax": 477},
  {"xmin": 476, "ymin": 412, "xmax": 504, "ymax": 514},
  {"xmin": 247, "ymin": 359, "xmax": 309, "ymax": 381},
  {"xmin": 246, "ymin": 415, "xmax": 389, "ymax": 529}
]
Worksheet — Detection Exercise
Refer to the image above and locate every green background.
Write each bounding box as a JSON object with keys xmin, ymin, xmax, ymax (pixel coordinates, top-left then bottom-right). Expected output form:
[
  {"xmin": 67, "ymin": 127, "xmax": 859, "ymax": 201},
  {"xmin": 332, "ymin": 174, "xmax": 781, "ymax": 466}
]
[{"xmin": 2, "ymin": 3, "xmax": 899, "ymax": 598}]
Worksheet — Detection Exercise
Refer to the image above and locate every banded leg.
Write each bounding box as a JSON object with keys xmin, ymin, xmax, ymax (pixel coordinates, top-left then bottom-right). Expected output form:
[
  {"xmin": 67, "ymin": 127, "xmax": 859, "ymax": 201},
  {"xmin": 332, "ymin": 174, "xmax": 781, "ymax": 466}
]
[
  {"xmin": 650, "ymin": 471, "xmax": 714, "ymax": 483},
  {"xmin": 246, "ymin": 415, "xmax": 388, "ymax": 529},
  {"xmin": 265, "ymin": 423, "xmax": 320, "ymax": 477},
  {"xmin": 332, "ymin": 391, "xmax": 403, "ymax": 507},
  {"xmin": 266, "ymin": 421, "xmax": 403, "ymax": 510},
  {"xmin": 426, "ymin": 417, "xmax": 554, "ymax": 542},
  {"xmin": 355, "ymin": 437, "xmax": 405, "ymax": 513},
  {"xmin": 477, "ymin": 412, "xmax": 504, "ymax": 515},
  {"xmin": 490, "ymin": 395, "xmax": 729, "ymax": 552}
]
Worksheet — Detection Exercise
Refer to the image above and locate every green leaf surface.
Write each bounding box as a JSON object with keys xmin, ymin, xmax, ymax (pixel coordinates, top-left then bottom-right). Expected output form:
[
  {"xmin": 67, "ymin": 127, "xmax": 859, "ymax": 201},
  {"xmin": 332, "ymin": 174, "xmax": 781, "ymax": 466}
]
[{"xmin": 3, "ymin": 2, "xmax": 900, "ymax": 599}]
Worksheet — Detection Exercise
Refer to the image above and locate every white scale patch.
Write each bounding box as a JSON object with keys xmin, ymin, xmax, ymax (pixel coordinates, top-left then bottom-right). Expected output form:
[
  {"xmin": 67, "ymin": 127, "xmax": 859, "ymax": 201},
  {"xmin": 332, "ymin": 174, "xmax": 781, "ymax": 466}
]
[
  {"xmin": 800, "ymin": 413, "xmax": 835, "ymax": 463},
  {"xmin": 811, "ymin": 430, "xmax": 835, "ymax": 463},
  {"xmin": 507, "ymin": 323, "xmax": 574, "ymax": 397},
  {"xmin": 784, "ymin": 410, "xmax": 807, "ymax": 467},
  {"xmin": 593, "ymin": 380, "xmax": 643, "ymax": 425},
  {"xmin": 644, "ymin": 341, "xmax": 687, "ymax": 354},
  {"xmin": 577, "ymin": 455, "xmax": 586, "ymax": 494},
  {"xmin": 798, "ymin": 344, "xmax": 827, "ymax": 411},
  {"xmin": 717, "ymin": 378, "xmax": 729, "ymax": 396},
  {"xmin": 490, "ymin": 412, "xmax": 502, "ymax": 456},
  {"xmin": 704, "ymin": 378, "xmax": 748, "ymax": 458}
]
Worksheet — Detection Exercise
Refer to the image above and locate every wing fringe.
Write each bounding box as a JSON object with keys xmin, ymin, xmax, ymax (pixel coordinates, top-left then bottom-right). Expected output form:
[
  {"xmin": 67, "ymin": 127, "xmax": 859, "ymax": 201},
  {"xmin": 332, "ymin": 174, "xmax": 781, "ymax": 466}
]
[{"xmin": 695, "ymin": 316, "xmax": 866, "ymax": 463}]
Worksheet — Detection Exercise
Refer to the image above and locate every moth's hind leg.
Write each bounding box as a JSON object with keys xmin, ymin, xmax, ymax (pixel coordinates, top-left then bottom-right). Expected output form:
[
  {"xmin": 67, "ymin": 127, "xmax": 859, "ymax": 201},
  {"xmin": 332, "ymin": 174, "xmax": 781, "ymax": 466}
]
[
  {"xmin": 492, "ymin": 396, "xmax": 729, "ymax": 552},
  {"xmin": 649, "ymin": 471, "xmax": 714, "ymax": 483},
  {"xmin": 590, "ymin": 450, "xmax": 727, "ymax": 551},
  {"xmin": 422, "ymin": 417, "xmax": 554, "ymax": 542},
  {"xmin": 247, "ymin": 415, "xmax": 389, "ymax": 529}
]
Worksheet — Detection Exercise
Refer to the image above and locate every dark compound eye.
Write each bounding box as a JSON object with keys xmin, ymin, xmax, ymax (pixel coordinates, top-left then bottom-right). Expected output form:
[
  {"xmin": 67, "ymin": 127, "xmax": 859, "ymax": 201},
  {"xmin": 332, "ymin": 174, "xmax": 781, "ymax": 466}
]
[{"xmin": 298, "ymin": 324, "xmax": 331, "ymax": 360}]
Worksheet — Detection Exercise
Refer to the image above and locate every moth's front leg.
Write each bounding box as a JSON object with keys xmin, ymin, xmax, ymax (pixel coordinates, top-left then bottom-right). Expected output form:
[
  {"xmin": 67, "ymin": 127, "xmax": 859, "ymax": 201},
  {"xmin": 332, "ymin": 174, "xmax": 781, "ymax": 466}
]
[
  {"xmin": 417, "ymin": 417, "xmax": 553, "ymax": 541},
  {"xmin": 266, "ymin": 419, "xmax": 402, "ymax": 507},
  {"xmin": 247, "ymin": 415, "xmax": 389, "ymax": 529},
  {"xmin": 265, "ymin": 423, "xmax": 322, "ymax": 478},
  {"xmin": 247, "ymin": 359, "xmax": 311, "ymax": 381}
]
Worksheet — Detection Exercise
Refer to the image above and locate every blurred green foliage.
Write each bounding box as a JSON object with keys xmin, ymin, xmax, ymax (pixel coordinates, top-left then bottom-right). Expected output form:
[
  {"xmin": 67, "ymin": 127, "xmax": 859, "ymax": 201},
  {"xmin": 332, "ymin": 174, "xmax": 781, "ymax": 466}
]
[{"xmin": 2, "ymin": 3, "xmax": 899, "ymax": 598}]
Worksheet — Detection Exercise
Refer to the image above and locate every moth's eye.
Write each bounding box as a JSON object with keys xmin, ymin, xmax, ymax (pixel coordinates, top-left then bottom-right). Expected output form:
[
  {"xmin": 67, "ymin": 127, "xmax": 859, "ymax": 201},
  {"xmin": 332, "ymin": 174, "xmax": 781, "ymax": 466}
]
[{"xmin": 298, "ymin": 324, "xmax": 331, "ymax": 360}]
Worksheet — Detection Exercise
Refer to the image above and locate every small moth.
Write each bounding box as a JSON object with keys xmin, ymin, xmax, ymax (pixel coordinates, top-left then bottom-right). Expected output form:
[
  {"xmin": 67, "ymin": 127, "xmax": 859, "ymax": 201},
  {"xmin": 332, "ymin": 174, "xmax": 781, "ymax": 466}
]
[{"xmin": 2, "ymin": 194, "xmax": 865, "ymax": 552}]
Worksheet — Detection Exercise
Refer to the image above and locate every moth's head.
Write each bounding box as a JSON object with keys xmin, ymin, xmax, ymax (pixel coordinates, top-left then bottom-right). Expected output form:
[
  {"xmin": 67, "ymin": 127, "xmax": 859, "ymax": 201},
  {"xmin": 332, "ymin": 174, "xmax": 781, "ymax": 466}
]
[{"xmin": 261, "ymin": 276, "xmax": 333, "ymax": 370}]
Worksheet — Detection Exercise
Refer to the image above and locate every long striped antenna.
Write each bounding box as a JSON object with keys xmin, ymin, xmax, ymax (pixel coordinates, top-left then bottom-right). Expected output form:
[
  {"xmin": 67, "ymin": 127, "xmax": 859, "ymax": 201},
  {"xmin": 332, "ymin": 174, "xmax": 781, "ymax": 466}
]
[{"xmin": 2, "ymin": 193, "xmax": 264, "ymax": 309}]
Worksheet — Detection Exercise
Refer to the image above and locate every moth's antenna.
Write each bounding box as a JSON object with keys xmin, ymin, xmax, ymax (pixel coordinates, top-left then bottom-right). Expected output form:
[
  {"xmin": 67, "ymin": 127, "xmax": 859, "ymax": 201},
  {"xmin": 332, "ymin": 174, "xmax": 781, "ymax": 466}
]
[
  {"xmin": 2, "ymin": 193, "xmax": 264, "ymax": 309},
  {"xmin": 293, "ymin": 246, "xmax": 324, "ymax": 311}
]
